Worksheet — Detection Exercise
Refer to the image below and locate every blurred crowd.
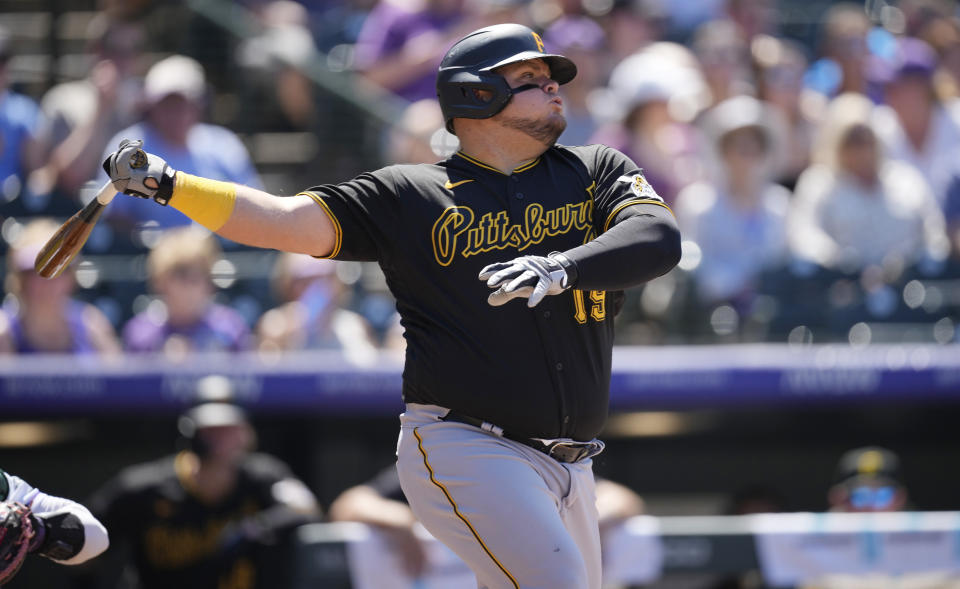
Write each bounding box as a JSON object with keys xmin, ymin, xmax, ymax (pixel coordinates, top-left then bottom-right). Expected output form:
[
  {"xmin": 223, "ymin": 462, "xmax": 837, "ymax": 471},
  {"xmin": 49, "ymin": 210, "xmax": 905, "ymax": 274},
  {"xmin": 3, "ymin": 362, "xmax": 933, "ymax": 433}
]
[{"xmin": 1, "ymin": 0, "xmax": 960, "ymax": 356}]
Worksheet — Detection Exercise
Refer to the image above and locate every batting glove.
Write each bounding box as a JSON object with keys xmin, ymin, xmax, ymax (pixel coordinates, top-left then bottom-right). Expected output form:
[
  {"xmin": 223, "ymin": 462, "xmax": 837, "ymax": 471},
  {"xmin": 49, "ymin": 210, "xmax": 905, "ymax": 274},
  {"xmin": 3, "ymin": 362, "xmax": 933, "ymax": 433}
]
[
  {"xmin": 479, "ymin": 252, "xmax": 577, "ymax": 307},
  {"xmin": 102, "ymin": 139, "xmax": 177, "ymax": 205}
]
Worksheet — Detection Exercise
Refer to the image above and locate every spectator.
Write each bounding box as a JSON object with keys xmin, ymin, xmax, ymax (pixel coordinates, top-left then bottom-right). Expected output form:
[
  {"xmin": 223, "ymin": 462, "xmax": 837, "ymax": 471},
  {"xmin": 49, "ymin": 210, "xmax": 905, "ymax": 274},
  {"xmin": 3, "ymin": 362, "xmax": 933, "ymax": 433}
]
[
  {"xmin": 676, "ymin": 95, "xmax": 790, "ymax": 307},
  {"xmin": 589, "ymin": 42, "xmax": 708, "ymax": 205},
  {"xmin": 723, "ymin": 0, "xmax": 779, "ymax": 41},
  {"xmin": 788, "ymin": 93, "xmax": 948, "ymax": 271},
  {"xmin": 99, "ymin": 55, "xmax": 262, "ymax": 231},
  {"xmin": 940, "ymin": 165, "xmax": 960, "ymax": 260},
  {"xmin": 692, "ymin": 20, "xmax": 754, "ymax": 108},
  {"xmin": 351, "ymin": 0, "xmax": 468, "ymax": 103},
  {"xmin": 543, "ymin": 16, "xmax": 607, "ymax": 146},
  {"xmin": 827, "ymin": 446, "xmax": 908, "ymax": 512},
  {"xmin": 751, "ymin": 34, "xmax": 822, "ymax": 189},
  {"xmin": 873, "ymin": 37, "xmax": 960, "ymax": 208},
  {"xmin": 256, "ymin": 253, "xmax": 378, "ymax": 363},
  {"xmin": 0, "ymin": 25, "xmax": 47, "ymax": 209},
  {"xmin": 0, "ymin": 218, "xmax": 120, "ymax": 355},
  {"xmin": 30, "ymin": 16, "xmax": 147, "ymax": 203},
  {"xmin": 384, "ymin": 98, "xmax": 457, "ymax": 164},
  {"xmin": 329, "ymin": 465, "xmax": 644, "ymax": 581},
  {"xmin": 235, "ymin": 1, "xmax": 320, "ymax": 132},
  {"xmin": 122, "ymin": 226, "xmax": 252, "ymax": 354},
  {"xmin": 917, "ymin": 13, "xmax": 960, "ymax": 102},
  {"xmin": 805, "ymin": 4, "xmax": 878, "ymax": 100},
  {"xmin": 82, "ymin": 375, "xmax": 320, "ymax": 589},
  {"xmin": 595, "ymin": 0, "xmax": 664, "ymax": 67}
]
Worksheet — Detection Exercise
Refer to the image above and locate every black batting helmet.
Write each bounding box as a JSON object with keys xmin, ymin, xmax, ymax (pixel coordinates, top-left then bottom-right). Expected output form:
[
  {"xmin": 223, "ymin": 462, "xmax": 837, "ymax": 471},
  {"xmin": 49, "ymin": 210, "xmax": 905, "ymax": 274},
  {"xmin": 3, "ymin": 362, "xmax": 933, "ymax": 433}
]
[{"xmin": 437, "ymin": 23, "xmax": 577, "ymax": 134}]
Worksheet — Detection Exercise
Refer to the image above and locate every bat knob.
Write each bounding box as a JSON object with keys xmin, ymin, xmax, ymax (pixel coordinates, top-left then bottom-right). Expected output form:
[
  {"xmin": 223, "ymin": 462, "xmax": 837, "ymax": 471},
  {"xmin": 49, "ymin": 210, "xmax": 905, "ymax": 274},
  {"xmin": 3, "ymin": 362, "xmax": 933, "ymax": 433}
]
[{"xmin": 130, "ymin": 150, "xmax": 148, "ymax": 169}]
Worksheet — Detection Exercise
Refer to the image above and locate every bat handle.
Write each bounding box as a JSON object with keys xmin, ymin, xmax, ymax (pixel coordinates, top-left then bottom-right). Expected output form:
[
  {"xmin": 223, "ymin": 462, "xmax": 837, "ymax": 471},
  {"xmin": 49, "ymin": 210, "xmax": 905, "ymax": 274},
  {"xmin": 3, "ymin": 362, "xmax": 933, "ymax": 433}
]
[{"xmin": 94, "ymin": 180, "xmax": 118, "ymax": 206}]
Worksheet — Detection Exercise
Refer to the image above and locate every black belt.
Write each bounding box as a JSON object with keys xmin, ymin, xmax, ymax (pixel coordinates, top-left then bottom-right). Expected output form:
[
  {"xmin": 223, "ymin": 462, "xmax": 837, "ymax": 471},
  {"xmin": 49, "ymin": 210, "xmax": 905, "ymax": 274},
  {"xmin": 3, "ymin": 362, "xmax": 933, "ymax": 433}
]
[{"xmin": 441, "ymin": 411, "xmax": 604, "ymax": 464}]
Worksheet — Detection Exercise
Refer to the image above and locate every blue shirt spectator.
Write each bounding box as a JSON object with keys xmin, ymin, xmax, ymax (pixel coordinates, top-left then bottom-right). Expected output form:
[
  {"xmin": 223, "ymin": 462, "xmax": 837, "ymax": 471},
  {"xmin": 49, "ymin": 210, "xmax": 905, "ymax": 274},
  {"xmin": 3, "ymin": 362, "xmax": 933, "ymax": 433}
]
[
  {"xmin": 101, "ymin": 121, "xmax": 261, "ymax": 228},
  {"xmin": 0, "ymin": 89, "xmax": 43, "ymax": 194},
  {"xmin": 97, "ymin": 55, "xmax": 261, "ymax": 229}
]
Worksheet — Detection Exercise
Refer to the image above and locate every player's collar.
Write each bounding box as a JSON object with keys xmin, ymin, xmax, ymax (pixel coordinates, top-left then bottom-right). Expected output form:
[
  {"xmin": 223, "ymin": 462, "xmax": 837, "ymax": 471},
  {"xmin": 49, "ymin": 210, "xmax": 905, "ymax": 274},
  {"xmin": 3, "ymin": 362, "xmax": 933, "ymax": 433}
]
[{"xmin": 454, "ymin": 151, "xmax": 542, "ymax": 175}]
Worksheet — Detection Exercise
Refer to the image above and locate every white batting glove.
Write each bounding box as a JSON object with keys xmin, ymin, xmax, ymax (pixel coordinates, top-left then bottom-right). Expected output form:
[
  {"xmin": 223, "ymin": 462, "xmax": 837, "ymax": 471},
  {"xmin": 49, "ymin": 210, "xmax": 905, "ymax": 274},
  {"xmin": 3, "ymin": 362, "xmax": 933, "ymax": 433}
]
[
  {"xmin": 102, "ymin": 139, "xmax": 177, "ymax": 205},
  {"xmin": 479, "ymin": 253, "xmax": 573, "ymax": 307}
]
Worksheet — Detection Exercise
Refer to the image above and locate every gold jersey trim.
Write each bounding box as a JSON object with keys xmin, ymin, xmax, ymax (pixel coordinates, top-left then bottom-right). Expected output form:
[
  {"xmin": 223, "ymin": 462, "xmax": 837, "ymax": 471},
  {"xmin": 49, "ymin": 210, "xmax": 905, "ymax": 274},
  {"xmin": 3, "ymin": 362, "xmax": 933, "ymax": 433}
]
[
  {"xmin": 299, "ymin": 191, "xmax": 342, "ymax": 258},
  {"xmin": 454, "ymin": 151, "xmax": 542, "ymax": 175},
  {"xmin": 603, "ymin": 198, "xmax": 675, "ymax": 232}
]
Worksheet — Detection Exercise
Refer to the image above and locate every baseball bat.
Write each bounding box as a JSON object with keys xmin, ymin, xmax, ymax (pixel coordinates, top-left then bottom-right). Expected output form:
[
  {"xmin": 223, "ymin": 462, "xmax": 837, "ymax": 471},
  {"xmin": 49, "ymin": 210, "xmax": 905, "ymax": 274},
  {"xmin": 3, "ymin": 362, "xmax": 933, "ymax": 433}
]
[{"xmin": 33, "ymin": 180, "xmax": 118, "ymax": 278}]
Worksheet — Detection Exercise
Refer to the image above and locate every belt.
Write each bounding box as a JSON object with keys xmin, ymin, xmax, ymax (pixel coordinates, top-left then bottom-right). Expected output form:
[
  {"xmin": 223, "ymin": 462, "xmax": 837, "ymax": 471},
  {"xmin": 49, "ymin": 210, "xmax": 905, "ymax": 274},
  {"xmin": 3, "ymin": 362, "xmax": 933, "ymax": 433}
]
[{"xmin": 441, "ymin": 411, "xmax": 604, "ymax": 464}]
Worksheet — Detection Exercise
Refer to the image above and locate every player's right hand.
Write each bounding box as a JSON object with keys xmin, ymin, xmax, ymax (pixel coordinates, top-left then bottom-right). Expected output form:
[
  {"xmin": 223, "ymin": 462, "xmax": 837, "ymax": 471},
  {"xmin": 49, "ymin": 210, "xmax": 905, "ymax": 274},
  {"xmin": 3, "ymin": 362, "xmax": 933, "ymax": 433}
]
[{"xmin": 102, "ymin": 139, "xmax": 177, "ymax": 205}]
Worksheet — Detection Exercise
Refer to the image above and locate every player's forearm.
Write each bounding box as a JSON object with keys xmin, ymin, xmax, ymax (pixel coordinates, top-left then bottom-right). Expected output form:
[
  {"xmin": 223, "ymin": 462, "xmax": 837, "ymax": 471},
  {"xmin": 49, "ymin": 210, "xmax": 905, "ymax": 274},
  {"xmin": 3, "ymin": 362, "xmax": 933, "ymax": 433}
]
[
  {"xmin": 562, "ymin": 206, "xmax": 681, "ymax": 291},
  {"xmin": 22, "ymin": 490, "xmax": 109, "ymax": 564},
  {"xmin": 171, "ymin": 175, "xmax": 335, "ymax": 256},
  {"xmin": 329, "ymin": 487, "xmax": 416, "ymax": 529}
]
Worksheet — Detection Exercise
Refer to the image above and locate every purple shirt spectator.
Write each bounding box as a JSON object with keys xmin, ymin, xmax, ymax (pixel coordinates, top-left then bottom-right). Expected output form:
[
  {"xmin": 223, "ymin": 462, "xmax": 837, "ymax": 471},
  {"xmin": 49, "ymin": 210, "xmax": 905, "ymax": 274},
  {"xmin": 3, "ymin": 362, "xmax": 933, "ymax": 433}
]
[
  {"xmin": 4, "ymin": 300, "xmax": 97, "ymax": 355},
  {"xmin": 123, "ymin": 303, "xmax": 252, "ymax": 353},
  {"xmin": 352, "ymin": 1, "xmax": 460, "ymax": 102}
]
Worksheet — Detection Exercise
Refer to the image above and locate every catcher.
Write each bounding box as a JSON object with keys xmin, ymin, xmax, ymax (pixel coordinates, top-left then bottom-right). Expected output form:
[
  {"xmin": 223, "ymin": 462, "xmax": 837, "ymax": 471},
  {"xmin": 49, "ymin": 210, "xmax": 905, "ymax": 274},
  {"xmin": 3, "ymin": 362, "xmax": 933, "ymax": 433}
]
[{"xmin": 0, "ymin": 468, "xmax": 109, "ymax": 586}]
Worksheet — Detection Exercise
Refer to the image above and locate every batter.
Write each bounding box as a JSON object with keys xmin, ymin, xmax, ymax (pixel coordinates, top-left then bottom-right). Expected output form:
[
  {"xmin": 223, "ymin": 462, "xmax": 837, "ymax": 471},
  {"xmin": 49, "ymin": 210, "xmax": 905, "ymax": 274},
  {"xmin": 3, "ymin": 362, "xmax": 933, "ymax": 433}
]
[{"xmin": 100, "ymin": 23, "xmax": 682, "ymax": 588}]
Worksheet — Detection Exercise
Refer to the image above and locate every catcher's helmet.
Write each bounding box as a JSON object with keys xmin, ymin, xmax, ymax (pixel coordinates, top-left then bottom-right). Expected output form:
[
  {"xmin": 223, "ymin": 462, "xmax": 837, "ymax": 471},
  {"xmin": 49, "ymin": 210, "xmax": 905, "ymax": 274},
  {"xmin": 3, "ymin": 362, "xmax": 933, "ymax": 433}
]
[{"xmin": 437, "ymin": 23, "xmax": 577, "ymax": 134}]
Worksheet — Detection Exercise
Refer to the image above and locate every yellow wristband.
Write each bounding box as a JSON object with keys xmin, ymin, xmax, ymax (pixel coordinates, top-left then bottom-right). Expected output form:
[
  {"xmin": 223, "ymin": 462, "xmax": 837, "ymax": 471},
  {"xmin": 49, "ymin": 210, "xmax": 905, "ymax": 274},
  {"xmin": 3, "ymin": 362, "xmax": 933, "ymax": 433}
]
[{"xmin": 171, "ymin": 172, "xmax": 238, "ymax": 231}]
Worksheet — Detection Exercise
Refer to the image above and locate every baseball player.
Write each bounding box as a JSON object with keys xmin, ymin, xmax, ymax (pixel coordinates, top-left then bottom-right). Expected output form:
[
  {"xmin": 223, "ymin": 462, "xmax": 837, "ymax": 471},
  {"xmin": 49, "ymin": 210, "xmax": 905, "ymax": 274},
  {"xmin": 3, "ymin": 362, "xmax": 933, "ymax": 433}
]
[
  {"xmin": 0, "ymin": 468, "xmax": 109, "ymax": 585},
  {"xmin": 81, "ymin": 380, "xmax": 319, "ymax": 589},
  {"xmin": 101, "ymin": 23, "xmax": 681, "ymax": 589}
]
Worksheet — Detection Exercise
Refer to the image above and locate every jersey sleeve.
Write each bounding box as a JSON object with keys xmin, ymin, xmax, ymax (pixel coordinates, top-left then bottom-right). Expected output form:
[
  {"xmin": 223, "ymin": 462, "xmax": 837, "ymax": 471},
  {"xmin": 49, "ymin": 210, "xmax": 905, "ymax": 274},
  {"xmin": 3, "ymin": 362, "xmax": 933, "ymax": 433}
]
[
  {"xmin": 587, "ymin": 145, "xmax": 673, "ymax": 233},
  {"xmin": 297, "ymin": 168, "xmax": 401, "ymax": 262}
]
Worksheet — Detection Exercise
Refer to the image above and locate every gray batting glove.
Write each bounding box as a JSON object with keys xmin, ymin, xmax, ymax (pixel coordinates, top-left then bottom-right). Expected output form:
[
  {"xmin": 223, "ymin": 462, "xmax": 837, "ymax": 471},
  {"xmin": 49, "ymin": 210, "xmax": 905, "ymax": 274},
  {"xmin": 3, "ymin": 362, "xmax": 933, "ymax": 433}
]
[
  {"xmin": 102, "ymin": 139, "xmax": 177, "ymax": 205},
  {"xmin": 479, "ymin": 253, "xmax": 573, "ymax": 307}
]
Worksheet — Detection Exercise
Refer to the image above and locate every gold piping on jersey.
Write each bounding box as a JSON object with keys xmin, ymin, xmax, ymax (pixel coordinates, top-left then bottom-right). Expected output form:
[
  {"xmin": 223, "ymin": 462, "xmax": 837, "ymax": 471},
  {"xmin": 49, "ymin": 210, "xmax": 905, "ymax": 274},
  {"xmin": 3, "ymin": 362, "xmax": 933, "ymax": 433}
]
[
  {"xmin": 173, "ymin": 451, "xmax": 200, "ymax": 497},
  {"xmin": 513, "ymin": 158, "xmax": 541, "ymax": 173},
  {"xmin": 603, "ymin": 198, "xmax": 675, "ymax": 232},
  {"xmin": 412, "ymin": 427, "xmax": 520, "ymax": 589},
  {"xmin": 444, "ymin": 179, "xmax": 475, "ymax": 190},
  {"xmin": 299, "ymin": 191, "xmax": 343, "ymax": 258},
  {"xmin": 455, "ymin": 151, "xmax": 542, "ymax": 175}
]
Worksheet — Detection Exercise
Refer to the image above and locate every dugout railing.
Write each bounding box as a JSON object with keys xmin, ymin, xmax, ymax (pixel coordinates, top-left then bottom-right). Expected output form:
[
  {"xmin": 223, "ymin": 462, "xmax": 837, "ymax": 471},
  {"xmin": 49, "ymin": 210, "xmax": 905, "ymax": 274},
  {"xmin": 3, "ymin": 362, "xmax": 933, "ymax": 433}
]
[{"xmin": 290, "ymin": 511, "xmax": 960, "ymax": 588}]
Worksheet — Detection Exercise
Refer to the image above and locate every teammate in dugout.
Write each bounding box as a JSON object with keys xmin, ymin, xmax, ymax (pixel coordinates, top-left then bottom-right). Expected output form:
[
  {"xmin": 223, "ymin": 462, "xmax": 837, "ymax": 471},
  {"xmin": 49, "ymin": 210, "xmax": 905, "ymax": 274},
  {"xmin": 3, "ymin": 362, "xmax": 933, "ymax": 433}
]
[
  {"xmin": 100, "ymin": 23, "xmax": 681, "ymax": 589},
  {"xmin": 78, "ymin": 377, "xmax": 320, "ymax": 589},
  {"xmin": 0, "ymin": 468, "xmax": 109, "ymax": 585}
]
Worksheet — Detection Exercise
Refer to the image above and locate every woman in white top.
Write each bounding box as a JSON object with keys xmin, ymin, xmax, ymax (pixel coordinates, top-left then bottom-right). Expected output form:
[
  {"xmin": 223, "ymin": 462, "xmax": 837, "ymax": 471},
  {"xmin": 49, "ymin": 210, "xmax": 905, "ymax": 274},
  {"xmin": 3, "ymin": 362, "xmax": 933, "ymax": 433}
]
[
  {"xmin": 677, "ymin": 95, "xmax": 791, "ymax": 306},
  {"xmin": 789, "ymin": 93, "xmax": 948, "ymax": 270}
]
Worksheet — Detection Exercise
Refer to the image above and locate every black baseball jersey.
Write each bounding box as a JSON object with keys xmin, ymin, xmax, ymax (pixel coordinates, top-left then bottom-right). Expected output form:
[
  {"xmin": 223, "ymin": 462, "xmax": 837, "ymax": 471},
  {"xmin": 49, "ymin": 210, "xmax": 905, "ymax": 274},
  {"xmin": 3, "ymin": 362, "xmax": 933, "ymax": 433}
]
[
  {"xmin": 87, "ymin": 453, "xmax": 305, "ymax": 589},
  {"xmin": 302, "ymin": 144, "xmax": 670, "ymax": 441}
]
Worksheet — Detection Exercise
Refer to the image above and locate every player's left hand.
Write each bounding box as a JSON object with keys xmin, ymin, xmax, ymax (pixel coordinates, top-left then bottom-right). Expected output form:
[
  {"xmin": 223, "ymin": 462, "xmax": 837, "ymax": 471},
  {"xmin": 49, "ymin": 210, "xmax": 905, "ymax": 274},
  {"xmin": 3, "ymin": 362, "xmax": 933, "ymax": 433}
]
[
  {"xmin": 102, "ymin": 139, "xmax": 177, "ymax": 205},
  {"xmin": 479, "ymin": 253, "xmax": 572, "ymax": 307}
]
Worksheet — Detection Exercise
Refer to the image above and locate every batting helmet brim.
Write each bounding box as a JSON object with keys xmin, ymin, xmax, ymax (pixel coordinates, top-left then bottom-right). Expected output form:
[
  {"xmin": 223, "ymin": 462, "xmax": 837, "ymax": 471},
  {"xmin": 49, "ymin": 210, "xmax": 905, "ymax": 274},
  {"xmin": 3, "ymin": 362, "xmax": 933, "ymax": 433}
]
[{"xmin": 479, "ymin": 51, "xmax": 577, "ymax": 85}]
